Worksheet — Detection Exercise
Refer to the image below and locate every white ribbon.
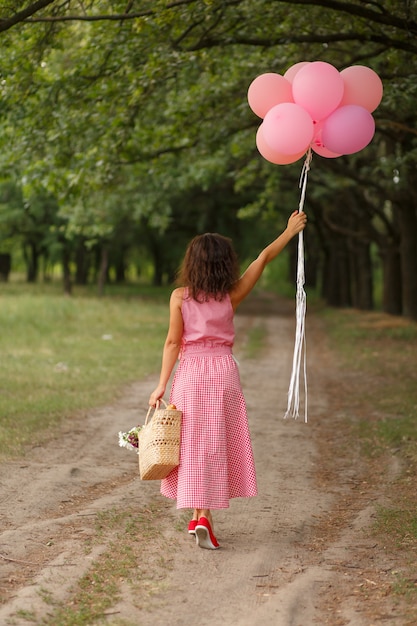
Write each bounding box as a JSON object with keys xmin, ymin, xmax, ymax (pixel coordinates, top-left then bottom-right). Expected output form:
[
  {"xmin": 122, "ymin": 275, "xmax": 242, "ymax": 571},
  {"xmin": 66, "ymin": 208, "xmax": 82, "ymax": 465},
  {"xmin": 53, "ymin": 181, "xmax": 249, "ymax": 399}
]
[{"xmin": 284, "ymin": 149, "xmax": 312, "ymax": 423}]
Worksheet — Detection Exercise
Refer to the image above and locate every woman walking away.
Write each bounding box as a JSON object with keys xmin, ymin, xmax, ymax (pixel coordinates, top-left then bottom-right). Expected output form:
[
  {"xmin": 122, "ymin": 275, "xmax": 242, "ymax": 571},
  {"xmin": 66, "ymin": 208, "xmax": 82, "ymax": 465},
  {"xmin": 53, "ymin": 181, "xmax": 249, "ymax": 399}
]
[{"xmin": 149, "ymin": 210, "xmax": 307, "ymax": 549}]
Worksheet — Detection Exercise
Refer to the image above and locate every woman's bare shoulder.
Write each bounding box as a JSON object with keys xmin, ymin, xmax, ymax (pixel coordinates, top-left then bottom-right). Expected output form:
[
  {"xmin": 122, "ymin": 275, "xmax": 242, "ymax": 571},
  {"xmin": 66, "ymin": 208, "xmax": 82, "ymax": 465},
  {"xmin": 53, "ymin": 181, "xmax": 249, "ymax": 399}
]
[{"xmin": 171, "ymin": 287, "xmax": 185, "ymax": 302}]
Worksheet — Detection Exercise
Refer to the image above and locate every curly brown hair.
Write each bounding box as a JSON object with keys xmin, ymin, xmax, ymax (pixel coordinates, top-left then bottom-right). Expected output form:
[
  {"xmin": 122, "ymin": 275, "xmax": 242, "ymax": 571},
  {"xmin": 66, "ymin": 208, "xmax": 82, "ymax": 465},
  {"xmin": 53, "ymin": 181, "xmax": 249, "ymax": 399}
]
[{"xmin": 176, "ymin": 233, "xmax": 240, "ymax": 302}]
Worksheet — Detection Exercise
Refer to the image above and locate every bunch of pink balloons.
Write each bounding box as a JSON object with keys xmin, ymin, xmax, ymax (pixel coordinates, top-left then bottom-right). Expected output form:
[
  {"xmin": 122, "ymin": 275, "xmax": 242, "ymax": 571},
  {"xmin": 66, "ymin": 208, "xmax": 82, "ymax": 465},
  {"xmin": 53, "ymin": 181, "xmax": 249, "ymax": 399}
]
[{"xmin": 248, "ymin": 61, "xmax": 383, "ymax": 164}]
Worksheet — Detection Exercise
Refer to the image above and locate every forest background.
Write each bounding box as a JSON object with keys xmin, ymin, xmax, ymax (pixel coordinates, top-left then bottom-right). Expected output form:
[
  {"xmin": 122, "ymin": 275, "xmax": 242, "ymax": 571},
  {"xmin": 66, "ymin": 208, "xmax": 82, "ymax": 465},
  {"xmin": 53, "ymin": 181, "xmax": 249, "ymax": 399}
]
[
  {"xmin": 1, "ymin": 4, "xmax": 417, "ymax": 622},
  {"xmin": 0, "ymin": 1, "xmax": 416, "ymax": 319}
]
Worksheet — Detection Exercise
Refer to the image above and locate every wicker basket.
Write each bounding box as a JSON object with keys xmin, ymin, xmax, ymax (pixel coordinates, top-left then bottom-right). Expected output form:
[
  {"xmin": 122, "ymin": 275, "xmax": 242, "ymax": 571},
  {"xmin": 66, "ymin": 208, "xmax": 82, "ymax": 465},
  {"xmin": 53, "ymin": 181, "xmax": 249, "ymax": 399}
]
[{"xmin": 138, "ymin": 400, "xmax": 182, "ymax": 480}]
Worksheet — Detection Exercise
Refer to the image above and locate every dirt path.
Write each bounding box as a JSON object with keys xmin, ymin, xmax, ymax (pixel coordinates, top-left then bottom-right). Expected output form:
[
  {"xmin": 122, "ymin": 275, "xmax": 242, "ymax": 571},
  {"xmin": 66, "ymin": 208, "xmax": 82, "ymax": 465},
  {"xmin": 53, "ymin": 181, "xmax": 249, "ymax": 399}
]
[{"xmin": 0, "ymin": 294, "xmax": 404, "ymax": 625}]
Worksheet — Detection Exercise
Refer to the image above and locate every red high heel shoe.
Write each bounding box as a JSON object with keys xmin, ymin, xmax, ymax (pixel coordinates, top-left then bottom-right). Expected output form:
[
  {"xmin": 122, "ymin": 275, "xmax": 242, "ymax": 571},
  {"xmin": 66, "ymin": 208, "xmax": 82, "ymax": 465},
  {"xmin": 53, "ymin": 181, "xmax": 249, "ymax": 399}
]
[{"xmin": 195, "ymin": 517, "xmax": 220, "ymax": 549}]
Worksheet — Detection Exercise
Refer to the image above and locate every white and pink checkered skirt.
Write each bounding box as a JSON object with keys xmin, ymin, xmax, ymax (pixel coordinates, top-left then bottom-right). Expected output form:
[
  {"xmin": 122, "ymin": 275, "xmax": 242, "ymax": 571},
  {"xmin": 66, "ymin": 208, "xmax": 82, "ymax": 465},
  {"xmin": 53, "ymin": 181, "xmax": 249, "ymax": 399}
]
[{"xmin": 160, "ymin": 344, "xmax": 258, "ymax": 509}]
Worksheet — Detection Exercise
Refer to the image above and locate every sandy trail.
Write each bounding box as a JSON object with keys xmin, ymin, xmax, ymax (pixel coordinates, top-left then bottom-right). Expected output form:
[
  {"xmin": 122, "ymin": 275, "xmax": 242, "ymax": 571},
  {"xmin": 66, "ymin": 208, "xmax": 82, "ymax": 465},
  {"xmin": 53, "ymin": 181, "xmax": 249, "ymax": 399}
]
[{"xmin": 0, "ymin": 294, "xmax": 399, "ymax": 625}]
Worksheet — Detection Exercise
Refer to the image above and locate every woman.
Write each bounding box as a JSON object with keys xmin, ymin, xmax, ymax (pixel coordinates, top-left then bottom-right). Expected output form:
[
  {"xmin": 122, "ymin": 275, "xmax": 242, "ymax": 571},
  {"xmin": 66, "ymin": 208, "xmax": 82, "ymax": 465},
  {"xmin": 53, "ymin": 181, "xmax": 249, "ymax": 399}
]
[{"xmin": 149, "ymin": 210, "xmax": 307, "ymax": 549}]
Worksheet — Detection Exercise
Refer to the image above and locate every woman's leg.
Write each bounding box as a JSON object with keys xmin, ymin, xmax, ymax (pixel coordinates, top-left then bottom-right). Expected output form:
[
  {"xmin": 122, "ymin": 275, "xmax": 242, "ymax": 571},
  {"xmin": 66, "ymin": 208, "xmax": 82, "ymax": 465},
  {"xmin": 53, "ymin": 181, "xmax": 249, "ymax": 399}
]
[
  {"xmin": 189, "ymin": 509, "xmax": 213, "ymax": 534},
  {"xmin": 188, "ymin": 509, "xmax": 199, "ymax": 535},
  {"xmin": 195, "ymin": 509, "xmax": 219, "ymax": 549},
  {"xmin": 196, "ymin": 508, "xmax": 213, "ymax": 527}
]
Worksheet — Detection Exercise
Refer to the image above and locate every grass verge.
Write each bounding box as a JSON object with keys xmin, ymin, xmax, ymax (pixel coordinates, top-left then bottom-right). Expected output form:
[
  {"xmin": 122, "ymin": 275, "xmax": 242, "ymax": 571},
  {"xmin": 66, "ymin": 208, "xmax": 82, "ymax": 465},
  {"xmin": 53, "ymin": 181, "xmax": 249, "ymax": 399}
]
[
  {"xmin": 322, "ymin": 307, "xmax": 417, "ymax": 609},
  {"xmin": 0, "ymin": 283, "xmax": 171, "ymax": 459},
  {"xmin": 243, "ymin": 322, "xmax": 268, "ymax": 359},
  {"xmin": 35, "ymin": 500, "xmax": 172, "ymax": 626}
]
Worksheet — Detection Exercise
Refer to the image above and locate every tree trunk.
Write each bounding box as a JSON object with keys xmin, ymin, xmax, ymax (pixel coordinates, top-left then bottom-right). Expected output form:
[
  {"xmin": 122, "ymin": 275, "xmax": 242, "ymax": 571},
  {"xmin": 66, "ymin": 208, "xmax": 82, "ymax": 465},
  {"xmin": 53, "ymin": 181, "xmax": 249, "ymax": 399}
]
[
  {"xmin": 322, "ymin": 237, "xmax": 351, "ymax": 307},
  {"xmin": 381, "ymin": 245, "xmax": 402, "ymax": 315},
  {"xmin": 75, "ymin": 239, "xmax": 89, "ymax": 285},
  {"xmin": 24, "ymin": 243, "xmax": 39, "ymax": 282},
  {"xmin": 350, "ymin": 240, "xmax": 373, "ymax": 310},
  {"xmin": 62, "ymin": 246, "xmax": 72, "ymax": 296},
  {"xmin": 114, "ymin": 258, "xmax": 126, "ymax": 283},
  {"xmin": 0, "ymin": 253, "xmax": 11, "ymax": 281},
  {"xmin": 398, "ymin": 203, "xmax": 417, "ymax": 319},
  {"xmin": 150, "ymin": 242, "xmax": 164, "ymax": 286},
  {"xmin": 97, "ymin": 245, "xmax": 109, "ymax": 297}
]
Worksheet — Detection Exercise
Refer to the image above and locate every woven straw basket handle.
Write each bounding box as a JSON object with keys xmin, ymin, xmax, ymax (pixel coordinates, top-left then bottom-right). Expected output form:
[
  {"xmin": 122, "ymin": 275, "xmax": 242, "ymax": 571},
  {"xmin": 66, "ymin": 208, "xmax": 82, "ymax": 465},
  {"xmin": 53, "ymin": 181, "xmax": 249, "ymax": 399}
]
[{"xmin": 145, "ymin": 398, "xmax": 169, "ymax": 426}]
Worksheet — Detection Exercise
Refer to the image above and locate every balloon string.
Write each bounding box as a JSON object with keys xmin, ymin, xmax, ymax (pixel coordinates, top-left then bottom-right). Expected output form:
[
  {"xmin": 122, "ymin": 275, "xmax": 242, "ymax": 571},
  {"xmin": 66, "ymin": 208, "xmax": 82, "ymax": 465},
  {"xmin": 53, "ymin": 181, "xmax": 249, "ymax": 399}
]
[{"xmin": 284, "ymin": 148, "xmax": 312, "ymax": 423}]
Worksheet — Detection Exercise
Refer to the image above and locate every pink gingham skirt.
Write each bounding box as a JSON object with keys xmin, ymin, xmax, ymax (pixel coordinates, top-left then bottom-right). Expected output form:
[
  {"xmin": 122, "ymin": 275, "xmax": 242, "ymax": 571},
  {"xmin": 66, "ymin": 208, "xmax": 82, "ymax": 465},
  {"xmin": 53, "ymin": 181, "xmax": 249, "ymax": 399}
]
[{"xmin": 160, "ymin": 344, "xmax": 258, "ymax": 509}]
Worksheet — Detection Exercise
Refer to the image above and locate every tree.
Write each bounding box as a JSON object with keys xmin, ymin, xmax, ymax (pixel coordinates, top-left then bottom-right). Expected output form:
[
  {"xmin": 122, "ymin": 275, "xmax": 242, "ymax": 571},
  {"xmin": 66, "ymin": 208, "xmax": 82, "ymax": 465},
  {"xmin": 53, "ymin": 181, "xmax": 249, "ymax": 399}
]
[{"xmin": 0, "ymin": 1, "xmax": 416, "ymax": 316}]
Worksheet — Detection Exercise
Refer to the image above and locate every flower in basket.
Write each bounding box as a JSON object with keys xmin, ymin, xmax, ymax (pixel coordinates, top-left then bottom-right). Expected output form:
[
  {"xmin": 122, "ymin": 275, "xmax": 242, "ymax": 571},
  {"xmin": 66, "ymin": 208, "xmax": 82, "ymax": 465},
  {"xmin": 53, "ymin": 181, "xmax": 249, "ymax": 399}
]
[{"xmin": 118, "ymin": 425, "xmax": 143, "ymax": 452}]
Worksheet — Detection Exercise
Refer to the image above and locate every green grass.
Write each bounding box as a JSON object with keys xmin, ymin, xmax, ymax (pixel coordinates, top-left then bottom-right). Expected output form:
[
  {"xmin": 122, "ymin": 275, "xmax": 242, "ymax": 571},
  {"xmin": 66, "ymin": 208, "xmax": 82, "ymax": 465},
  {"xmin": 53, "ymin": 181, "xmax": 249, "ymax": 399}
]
[
  {"xmin": 322, "ymin": 308, "xmax": 417, "ymax": 458},
  {"xmin": 374, "ymin": 505, "xmax": 417, "ymax": 546},
  {"xmin": 37, "ymin": 501, "xmax": 170, "ymax": 626},
  {"xmin": 0, "ymin": 282, "xmax": 171, "ymax": 458},
  {"xmin": 244, "ymin": 322, "xmax": 268, "ymax": 359},
  {"xmin": 322, "ymin": 307, "xmax": 417, "ymax": 590}
]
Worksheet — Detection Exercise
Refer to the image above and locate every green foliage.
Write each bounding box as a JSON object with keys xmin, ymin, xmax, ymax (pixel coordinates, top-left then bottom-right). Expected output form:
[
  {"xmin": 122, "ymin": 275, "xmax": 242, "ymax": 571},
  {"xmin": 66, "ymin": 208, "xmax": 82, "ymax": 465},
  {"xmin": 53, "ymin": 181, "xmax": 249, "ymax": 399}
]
[{"xmin": 0, "ymin": 1, "xmax": 416, "ymax": 315}]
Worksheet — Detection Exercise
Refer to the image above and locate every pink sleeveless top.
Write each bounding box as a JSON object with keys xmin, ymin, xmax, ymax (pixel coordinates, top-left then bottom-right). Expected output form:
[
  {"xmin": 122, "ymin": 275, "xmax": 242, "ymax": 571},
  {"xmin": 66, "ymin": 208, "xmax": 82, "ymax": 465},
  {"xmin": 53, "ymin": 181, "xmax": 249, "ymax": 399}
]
[{"xmin": 181, "ymin": 289, "xmax": 234, "ymax": 351}]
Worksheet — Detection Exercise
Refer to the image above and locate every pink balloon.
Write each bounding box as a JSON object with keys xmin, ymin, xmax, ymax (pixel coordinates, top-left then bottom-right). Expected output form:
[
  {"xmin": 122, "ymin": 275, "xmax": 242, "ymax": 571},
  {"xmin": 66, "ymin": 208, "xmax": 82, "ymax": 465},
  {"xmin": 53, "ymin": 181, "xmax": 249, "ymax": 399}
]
[
  {"xmin": 247, "ymin": 73, "xmax": 294, "ymax": 118},
  {"xmin": 263, "ymin": 102, "xmax": 314, "ymax": 155},
  {"xmin": 311, "ymin": 122, "xmax": 342, "ymax": 157},
  {"xmin": 311, "ymin": 143, "xmax": 342, "ymax": 158},
  {"xmin": 292, "ymin": 61, "xmax": 344, "ymax": 121},
  {"xmin": 322, "ymin": 105, "xmax": 375, "ymax": 155},
  {"xmin": 284, "ymin": 62, "xmax": 310, "ymax": 83},
  {"xmin": 256, "ymin": 125, "xmax": 307, "ymax": 164},
  {"xmin": 340, "ymin": 65, "xmax": 383, "ymax": 112}
]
